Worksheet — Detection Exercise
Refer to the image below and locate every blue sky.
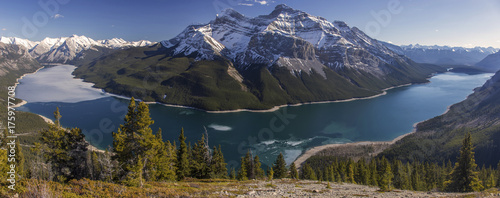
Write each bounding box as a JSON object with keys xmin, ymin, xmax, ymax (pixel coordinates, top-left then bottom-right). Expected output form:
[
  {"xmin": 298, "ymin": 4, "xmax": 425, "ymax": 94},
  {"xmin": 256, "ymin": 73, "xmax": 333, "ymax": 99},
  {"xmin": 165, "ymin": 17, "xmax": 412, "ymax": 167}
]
[{"xmin": 1, "ymin": 0, "xmax": 500, "ymax": 48}]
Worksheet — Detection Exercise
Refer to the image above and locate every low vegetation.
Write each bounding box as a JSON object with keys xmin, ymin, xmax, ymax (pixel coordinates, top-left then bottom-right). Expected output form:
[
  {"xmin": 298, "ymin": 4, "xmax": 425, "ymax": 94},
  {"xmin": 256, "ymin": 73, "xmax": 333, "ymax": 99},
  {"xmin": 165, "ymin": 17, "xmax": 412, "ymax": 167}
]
[{"xmin": 2, "ymin": 97, "xmax": 499, "ymax": 197}]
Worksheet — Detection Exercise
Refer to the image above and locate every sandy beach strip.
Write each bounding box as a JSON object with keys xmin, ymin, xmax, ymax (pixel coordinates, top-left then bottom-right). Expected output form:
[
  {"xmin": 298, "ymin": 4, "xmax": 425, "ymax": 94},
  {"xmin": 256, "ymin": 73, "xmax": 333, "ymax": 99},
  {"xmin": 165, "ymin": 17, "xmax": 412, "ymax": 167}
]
[{"xmin": 293, "ymin": 131, "xmax": 415, "ymax": 168}]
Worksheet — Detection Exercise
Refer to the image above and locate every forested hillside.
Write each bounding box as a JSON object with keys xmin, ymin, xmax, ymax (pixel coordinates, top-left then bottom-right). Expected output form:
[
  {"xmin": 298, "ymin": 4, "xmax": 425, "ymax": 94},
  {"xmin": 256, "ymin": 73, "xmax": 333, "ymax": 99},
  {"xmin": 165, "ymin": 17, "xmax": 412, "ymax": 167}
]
[{"xmin": 380, "ymin": 70, "xmax": 500, "ymax": 167}]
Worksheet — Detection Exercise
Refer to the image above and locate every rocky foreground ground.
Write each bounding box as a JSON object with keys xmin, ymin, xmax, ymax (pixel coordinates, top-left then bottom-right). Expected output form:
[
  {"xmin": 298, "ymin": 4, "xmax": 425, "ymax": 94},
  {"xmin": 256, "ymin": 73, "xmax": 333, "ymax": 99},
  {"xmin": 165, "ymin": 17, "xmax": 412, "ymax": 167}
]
[{"xmin": 213, "ymin": 179, "xmax": 500, "ymax": 198}]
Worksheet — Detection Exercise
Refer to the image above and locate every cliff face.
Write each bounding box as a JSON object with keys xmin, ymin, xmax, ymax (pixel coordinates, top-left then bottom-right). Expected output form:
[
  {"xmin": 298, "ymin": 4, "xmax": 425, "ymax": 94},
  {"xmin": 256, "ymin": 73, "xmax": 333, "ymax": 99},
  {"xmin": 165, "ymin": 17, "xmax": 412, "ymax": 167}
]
[
  {"xmin": 381, "ymin": 71, "xmax": 500, "ymax": 166},
  {"xmin": 0, "ymin": 43, "xmax": 41, "ymax": 77}
]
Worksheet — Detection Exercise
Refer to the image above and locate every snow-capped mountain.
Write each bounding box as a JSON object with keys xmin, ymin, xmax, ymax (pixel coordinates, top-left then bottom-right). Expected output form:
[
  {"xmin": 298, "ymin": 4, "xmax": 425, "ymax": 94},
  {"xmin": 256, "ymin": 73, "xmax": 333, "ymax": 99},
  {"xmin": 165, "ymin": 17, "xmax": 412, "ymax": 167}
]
[
  {"xmin": 73, "ymin": 4, "xmax": 444, "ymax": 111},
  {"xmin": 0, "ymin": 35, "xmax": 155, "ymax": 63},
  {"xmin": 161, "ymin": 4, "xmax": 411, "ymax": 79},
  {"xmin": 382, "ymin": 42, "xmax": 498, "ymax": 65}
]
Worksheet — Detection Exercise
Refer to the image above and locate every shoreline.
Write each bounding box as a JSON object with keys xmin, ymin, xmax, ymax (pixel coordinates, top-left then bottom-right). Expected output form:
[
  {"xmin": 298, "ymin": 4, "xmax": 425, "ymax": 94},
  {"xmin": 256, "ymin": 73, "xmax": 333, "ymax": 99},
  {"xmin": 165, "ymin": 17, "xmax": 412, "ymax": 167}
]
[
  {"xmin": 293, "ymin": 128, "xmax": 419, "ymax": 169},
  {"xmin": 106, "ymin": 83, "xmax": 414, "ymax": 114}
]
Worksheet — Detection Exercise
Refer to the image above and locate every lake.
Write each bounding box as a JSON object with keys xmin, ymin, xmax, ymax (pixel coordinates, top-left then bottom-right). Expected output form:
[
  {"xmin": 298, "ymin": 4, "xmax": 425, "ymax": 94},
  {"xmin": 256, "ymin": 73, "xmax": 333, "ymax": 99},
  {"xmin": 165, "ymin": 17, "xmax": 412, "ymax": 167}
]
[{"xmin": 15, "ymin": 65, "xmax": 493, "ymax": 169}]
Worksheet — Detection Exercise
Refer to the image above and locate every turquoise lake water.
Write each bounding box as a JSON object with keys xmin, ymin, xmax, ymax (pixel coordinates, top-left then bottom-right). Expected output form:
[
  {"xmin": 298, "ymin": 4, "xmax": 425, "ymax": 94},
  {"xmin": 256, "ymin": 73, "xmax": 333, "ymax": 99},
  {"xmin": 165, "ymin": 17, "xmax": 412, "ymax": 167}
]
[{"xmin": 15, "ymin": 65, "xmax": 493, "ymax": 169}]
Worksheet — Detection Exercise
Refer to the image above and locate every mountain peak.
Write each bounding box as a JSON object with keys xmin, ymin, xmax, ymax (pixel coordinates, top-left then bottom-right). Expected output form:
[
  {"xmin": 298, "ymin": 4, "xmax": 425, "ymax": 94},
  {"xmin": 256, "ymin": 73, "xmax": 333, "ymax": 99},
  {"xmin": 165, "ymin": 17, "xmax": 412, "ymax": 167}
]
[
  {"xmin": 274, "ymin": 4, "xmax": 293, "ymax": 11},
  {"xmin": 270, "ymin": 4, "xmax": 300, "ymax": 16},
  {"xmin": 219, "ymin": 8, "xmax": 246, "ymax": 20}
]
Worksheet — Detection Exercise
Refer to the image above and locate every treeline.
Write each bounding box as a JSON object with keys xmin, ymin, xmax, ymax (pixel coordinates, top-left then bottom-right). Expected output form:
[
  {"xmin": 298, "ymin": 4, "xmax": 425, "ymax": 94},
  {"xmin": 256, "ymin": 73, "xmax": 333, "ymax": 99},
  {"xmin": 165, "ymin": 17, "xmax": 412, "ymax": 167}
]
[
  {"xmin": 4, "ymin": 98, "xmax": 229, "ymax": 187},
  {"xmin": 303, "ymin": 133, "xmax": 500, "ymax": 192},
  {"xmin": 2, "ymin": 98, "xmax": 499, "ymax": 194}
]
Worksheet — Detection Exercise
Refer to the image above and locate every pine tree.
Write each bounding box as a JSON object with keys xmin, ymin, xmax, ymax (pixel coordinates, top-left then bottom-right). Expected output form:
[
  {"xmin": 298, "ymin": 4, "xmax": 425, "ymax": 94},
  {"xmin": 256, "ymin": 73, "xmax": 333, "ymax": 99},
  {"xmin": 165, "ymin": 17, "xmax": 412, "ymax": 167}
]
[
  {"xmin": 91, "ymin": 151, "xmax": 101, "ymax": 180},
  {"xmin": 237, "ymin": 157, "xmax": 248, "ymax": 181},
  {"xmin": 124, "ymin": 156, "xmax": 144, "ymax": 187},
  {"xmin": 210, "ymin": 145, "xmax": 228, "ymax": 178},
  {"xmin": 300, "ymin": 163, "xmax": 317, "ymax": 180},
  {"xmin": 162, "ymin": 140, "xmax": 177, "ymax": 181},
  {"xmin": 39, "ymin": 108, "xmax": 88, "ymax": 182},
  {"xmin": 229, "ymin": 167, "xmax": 236, "ymax": 180},
  {"xmin": 369, "ymin": 159, "xmax": 378, "ymax": 186},
  {"xmin": 355, "ymin": 158, "xmax": 369, "ymax": 185},
  {"xmin": 347, "ymin": 159, "xmax": 355, "ymax": 183},
  {"xmin": 377, "ymin": 157, "xmax": 393, "ymax": 191},
  {"xmin": 112, "ymin": 98, "xmax": 157, "ymax": 185},
  {"xmin": 289, "ymin": 162, "xmax": 298, "ymax": 179},
  {"xmin": 411, "ymin": 162, "xmax": 423, "ymax": 191},
  {"xmin": 15, "ymin": 140, "xmax": 25, "ymax": 179},
  {"xmin": 445, "ymin": 133, "xmax": 483, "ymax": 192},
  {"xmin": 176, "ymin": 128, "xmax": 189, "ymax": 180},
  {"xmin": 191, "ymin": 134, "xmax": 210, "ymax": 179},
  {"xmin": 243, "ymin": 150, "xmax": 254, "ymax": 179},
  {"xmin": 253, "ymin": 155, "xmax": 265, "ymax": 179},
  {"xmin": 267, "ymin": 167, "xmax": 274, "ymax": 181},
  {"xmin": 273, "ymin": 152, "xmax": 287, "ymax": 179},
  {"xmin": 392, "ymin": 160, "xmax": 410, "ymax": 190}
]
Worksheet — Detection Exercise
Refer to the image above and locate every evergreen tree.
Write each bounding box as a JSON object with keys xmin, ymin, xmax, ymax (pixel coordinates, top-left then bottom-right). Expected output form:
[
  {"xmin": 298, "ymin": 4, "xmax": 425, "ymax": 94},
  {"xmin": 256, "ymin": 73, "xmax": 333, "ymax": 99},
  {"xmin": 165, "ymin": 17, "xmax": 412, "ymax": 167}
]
[
  {"xmin": 124, "ymin": 156, "xmax": 144, "ymax": 187},
  {"xmin": 347, "ymin": 159, "xmax": 355, "ymax": 183},
  {"xmin": 267, "ymin": 167, "xmax": 274, "ymax": 181},
  {"xmin": 392, "ymin": 160, "xmax": 405, "ymax": 190},
  {"xmin": 237, "ymin": 157, "xmax": 248, "ymax": 181},
  {"xmin": 369, "ymin": 159, "xmax": 378, "ymax": 186},
  {"xmin": 210, "ymin": 145, "xmax": 228, "ymax": 178},
  {"xmin": 112, "ymin": 98, "xmax": 157, "ymax": 186},
  {"xmin": 229, "ymin": 167, "xmax": 236, "ymax": 180},
  {"xmin": 445, "ymin": 133, "xmax": 483, "ymax": 192},
  {"xmin": 243, "ymin": 150, "xmax": 254, "ymax": 179},
  {"xmin": 176, "ymin": 128, "xmax": 189, "ymax": 180},
  {"xmin": 300, "ymin": 163, "xmax": 317, "ymax": 180},
  {"xmin": 39, "ymin": 108, "xmax": 89, "ymax": 182},
  {"xmin": 273, "ymin": 152, "xmax": 287, "ymax": 179},
  {"xmin": 190, "ymin": 134, "xmax": 210, "ymax": 179},
  {"xmin": 377, "ymin": 157, "xmax": 393, "ymax": 191},
  {"xmin": 355, "ymin": 158, "xmax": 369, "ymax": 185},
  {"xmin": 162, "ymin": 140, "xmax": 177, "ymax": 181},
  {"xmin": 289, "ymin": 162, "xmax": 298, "ymax": 179},
  {"xmin": 91, "ymin": 151, "xmax": 101, "ymax": 180},
  {"xmin": 411, "ymin": 162, "xmax": 423, "ymax": 191},
  {"xmin": 253, "ymin": 155, "xmax": 265, "ymax": 179}
]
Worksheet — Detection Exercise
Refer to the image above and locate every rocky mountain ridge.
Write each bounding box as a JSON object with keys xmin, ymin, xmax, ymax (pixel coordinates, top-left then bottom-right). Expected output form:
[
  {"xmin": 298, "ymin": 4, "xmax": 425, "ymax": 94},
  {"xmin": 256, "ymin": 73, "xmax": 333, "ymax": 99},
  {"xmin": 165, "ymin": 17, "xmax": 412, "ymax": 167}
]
[{"xmin": 0, "ymin": 35, "xmax": 155, "ymax": 63}]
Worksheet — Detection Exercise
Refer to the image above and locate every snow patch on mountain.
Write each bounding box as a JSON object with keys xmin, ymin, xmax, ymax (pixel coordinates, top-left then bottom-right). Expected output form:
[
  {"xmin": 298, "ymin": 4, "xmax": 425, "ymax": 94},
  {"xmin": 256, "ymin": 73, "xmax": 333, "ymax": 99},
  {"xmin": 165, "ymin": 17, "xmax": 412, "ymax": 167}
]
[
  {"xmin": 160, "ymin": 4, "xmax": 403, "ymax": 78},
  {"xmin": 0, "ymin": 35, "xmax": 155, "ymax": 63}
]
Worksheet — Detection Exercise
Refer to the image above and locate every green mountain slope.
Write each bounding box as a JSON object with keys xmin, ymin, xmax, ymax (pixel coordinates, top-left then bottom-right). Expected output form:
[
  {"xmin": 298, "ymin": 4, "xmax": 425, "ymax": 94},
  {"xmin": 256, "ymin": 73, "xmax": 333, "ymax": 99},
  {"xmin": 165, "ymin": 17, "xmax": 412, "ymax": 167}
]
[
  {"xmin": 73, "ymin": 43, "xmax": 443, "ymax": 111},
  {"xmin": 380, "ymin": 71, "xmax": 500, "ymax": 166}
]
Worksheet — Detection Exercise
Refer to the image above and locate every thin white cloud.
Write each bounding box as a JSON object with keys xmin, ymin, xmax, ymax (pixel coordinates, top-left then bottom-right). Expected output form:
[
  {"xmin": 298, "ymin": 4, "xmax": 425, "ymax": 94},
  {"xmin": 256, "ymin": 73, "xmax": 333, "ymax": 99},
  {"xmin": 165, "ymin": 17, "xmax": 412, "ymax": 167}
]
[
  {"xmin": 53, "ymin": 14, "xmax": 64, "ymax": 19},
  {"xmin": 1, "ymin": 28, "xmax": 6, "ymax": 31},
  {"xmin": 435, "ymin": 29, "xmax": 439, "ymax": 32},
  {"xmin": 255, "ymin": 0, "xmax": 269, "ymax": 5},
  {"xmin": 238, "ymin": 3, "xmax": 254, "ymax": 6}
]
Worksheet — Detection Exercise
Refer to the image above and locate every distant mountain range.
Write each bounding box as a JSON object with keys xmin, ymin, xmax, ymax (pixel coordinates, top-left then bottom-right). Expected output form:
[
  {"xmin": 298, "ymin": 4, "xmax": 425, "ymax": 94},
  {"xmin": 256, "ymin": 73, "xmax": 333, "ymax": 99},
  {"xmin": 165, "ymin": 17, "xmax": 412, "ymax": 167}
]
[
  {"xmin": 73, "ymin": 4, "xmax": 444, "ymax": 111},
  {"xmin": 382, "ymin": 42, "xmax": 498, "ymax": 66},
  {"xmin": 0, "ymin": 35, "xmax": 154, "ymax": 63},
  {"xmin": 476, "ymin": 51, "xmax": 500, "ymax": 72},
  {"xmin": 0, "ymin": 42, "xmax": 40, "ymax": 77}
]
